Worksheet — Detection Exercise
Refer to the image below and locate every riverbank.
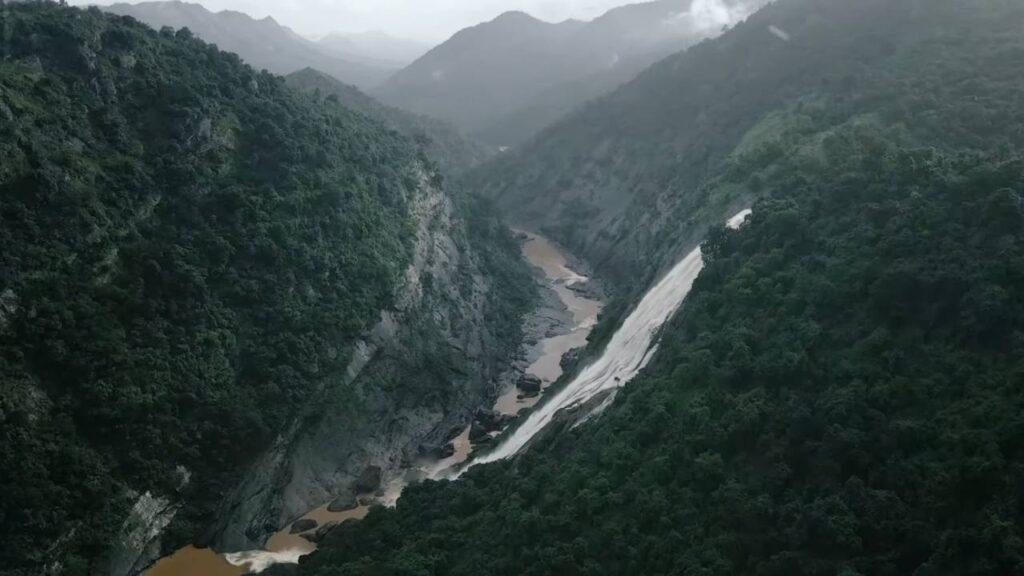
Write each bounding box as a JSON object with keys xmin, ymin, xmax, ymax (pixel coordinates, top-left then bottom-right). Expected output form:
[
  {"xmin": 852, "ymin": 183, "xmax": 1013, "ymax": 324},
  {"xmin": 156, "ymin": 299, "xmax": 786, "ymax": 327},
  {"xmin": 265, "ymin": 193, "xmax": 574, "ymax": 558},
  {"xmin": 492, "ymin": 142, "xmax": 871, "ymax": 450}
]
[
  {"xmin": 494, "ymin": 232, "xmax": 605, "ymax": 417},
  {"xmin": 143, "ymin": 232, "xmax": 604, "ymax": 575}
]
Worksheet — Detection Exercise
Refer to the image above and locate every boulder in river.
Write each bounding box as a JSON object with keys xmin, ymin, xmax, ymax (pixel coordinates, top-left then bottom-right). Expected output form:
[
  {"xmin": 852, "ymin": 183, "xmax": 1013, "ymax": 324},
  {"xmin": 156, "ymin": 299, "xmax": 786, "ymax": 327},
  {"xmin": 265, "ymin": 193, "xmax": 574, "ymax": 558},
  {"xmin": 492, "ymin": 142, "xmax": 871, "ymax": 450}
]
[
  {"xmin": 469, "ymin": 420, "xmax": 491, "ymax": 443},
  {"xmin": 474, "ymin": 408, "xmax": 506, "ymax": 431},
  {"xmin": 301, "ymin": 521, "xmax": 339, "ymax": 544},
  {"xmin": 517, "ymin": 375, "xmax": 542, "ymax": 393},
  {"xmin": 560, "ymin": 348, "xmax": 582, "ymax": 373},
  {"xmin": 289, "ymin": 518, "xmax": 317, "ymax": 534},
  {"xmin": 469, "ymin": 408, "xmax": 511, "ymax": 444},
  {"xmin": 355, "ymin": 465, "xmax": 383, "ymax": 493},
  {"xmin": 327, "ymin": 491, "xmax": 358, "ymax": 513}
]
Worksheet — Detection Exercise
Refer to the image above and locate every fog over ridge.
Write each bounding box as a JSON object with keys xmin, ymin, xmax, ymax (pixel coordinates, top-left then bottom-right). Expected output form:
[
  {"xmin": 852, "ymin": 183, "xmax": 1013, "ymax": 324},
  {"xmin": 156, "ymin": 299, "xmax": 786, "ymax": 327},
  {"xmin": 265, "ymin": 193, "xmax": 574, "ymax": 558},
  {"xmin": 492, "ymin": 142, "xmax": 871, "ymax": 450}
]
[{"xmin": 71, "ymin": 0, "xmax": 754, "ymax": 43}]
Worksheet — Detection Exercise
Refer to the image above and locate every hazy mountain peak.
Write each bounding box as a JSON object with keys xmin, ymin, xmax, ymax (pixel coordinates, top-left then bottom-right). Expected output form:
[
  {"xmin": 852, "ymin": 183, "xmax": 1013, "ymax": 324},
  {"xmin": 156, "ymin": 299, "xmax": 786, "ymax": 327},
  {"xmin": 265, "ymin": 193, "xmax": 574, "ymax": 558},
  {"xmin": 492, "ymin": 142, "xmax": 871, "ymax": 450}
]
[
  {"xmin": 492, "ymin": 10, "xmax": 539, "ymax": 22},
  {"xmin": 456, "ymin": 9, "xmax": 555, "ymax": 37},
  {"xmin": 317, "ymin": 29, "xmax": 430, "ymax": 67},
  {"xmin": 375, "ymin": 0, "xmax": 766, "ymax": 145},
  {"xmin": 102, "ymin": 0, "xmax": 396, "ymax": 87}
]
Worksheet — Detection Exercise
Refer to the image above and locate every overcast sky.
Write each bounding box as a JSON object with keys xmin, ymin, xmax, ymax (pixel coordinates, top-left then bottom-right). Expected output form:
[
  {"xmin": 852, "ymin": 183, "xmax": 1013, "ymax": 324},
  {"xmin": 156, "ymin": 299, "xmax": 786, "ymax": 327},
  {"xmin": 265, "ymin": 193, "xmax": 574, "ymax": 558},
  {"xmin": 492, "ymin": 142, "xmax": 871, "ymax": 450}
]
[{"xmin": 74, "ymin": 0, "xmax": 641, "ymax": 42}]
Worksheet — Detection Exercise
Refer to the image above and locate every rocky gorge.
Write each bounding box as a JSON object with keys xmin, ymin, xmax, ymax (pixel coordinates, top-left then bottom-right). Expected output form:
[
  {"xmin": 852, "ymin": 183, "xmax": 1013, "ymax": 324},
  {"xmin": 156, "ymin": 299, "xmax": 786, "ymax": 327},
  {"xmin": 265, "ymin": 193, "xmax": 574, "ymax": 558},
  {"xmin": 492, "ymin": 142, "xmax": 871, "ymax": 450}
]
[{"xmin": 136, "ymin": 186, "xmax": 605, "ymax": 575}]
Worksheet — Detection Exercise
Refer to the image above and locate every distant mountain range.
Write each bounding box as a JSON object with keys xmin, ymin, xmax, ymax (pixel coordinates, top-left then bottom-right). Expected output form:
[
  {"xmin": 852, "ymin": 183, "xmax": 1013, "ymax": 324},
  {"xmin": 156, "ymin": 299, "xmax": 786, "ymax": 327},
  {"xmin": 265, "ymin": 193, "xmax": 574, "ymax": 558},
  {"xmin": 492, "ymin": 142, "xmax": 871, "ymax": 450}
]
[
  {"xmin": 102, "ymin": 1, "xmax": 402, "ymax": 88},
  {"xmin": 99, "ymin": 0, "xmax": 766, "ymax": 146},
  {"xmin": 373, "ymin": 0, "xmax": 767, "ymax": 147},
  {"xmin": 316, "ymin": 31, "xmax": 431, "ymax": 69}
]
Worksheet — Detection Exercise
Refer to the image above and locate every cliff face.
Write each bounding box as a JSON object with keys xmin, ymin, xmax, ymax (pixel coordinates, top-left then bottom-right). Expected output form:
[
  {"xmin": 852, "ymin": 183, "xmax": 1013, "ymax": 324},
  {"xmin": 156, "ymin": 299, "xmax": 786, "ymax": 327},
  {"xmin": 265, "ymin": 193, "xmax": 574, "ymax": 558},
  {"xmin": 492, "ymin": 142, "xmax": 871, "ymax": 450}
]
[
  {"xmin": 209, "ymin": 168, "xmax": 521, "ymax": 552},
  {"xmin": 107, "ymin": 165, "xmax": 533, "ymax": 573}
]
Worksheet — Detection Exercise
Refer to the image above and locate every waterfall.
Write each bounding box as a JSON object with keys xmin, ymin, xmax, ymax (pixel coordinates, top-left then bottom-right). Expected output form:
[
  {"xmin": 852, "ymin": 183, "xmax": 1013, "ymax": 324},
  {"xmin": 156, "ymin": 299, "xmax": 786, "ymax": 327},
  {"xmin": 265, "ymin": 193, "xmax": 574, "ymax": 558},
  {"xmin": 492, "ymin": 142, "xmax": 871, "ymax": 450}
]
[{"xmin": 468, "ymin": 209, "xmax": 752, "ymax": 467}]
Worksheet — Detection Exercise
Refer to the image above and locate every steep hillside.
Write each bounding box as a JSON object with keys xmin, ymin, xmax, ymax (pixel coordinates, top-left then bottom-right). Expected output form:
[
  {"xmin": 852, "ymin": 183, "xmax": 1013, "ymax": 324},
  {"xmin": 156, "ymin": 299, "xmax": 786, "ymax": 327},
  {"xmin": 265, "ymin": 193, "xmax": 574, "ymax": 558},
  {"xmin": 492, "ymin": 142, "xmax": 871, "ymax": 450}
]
[
  {"xmin": 470, "ymin": 0, "xmax": 1024, "ymax": 295},
  {"xmin": 0, "ymin": 3, "xmax": 531, "ymax": 575},
  {"xmin": 288, "ymin": 0, "xmax": 1024, "ymax": 574},
  {"xmin": 286, "ymin": 68, "xmax": 491, "ymax": 176},
  {"xmin": 298, "ymin": 128, "xmax": 1024, "ymax": 576},
  {"xmin": 375, "ymin": 0, "xmax": 764, "ymax": 146},
  {"xmin": 375, "ymin": 11, "xmax": 582, "ymax": 140},
  {"xmin": 103, "ymin": 1, "xmax": 394, "ymax": 87}
]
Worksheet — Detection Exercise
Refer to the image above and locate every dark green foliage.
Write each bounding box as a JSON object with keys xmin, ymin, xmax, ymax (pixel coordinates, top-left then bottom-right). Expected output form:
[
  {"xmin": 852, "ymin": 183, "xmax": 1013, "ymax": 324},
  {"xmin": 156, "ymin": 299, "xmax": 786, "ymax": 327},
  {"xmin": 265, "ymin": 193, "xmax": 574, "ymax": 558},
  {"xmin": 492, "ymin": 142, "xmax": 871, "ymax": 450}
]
[
  {"xmin": 286, "ymin": 68, "xmax": 492, "ymax": 177},
  {"xmin": 295, "ymin": 124, "xmax": 1024, "ymax": 576},
  {"xmin": 0, "ymin": 3, "xmax": 424, "ymax": 573},
  {"xmin": 472, "ymin": 0, "xmax": 1024, "ymax": 296},
  {"xmin": 289, "ymin": 0, "xmax": 1024, "ymax": 573}
]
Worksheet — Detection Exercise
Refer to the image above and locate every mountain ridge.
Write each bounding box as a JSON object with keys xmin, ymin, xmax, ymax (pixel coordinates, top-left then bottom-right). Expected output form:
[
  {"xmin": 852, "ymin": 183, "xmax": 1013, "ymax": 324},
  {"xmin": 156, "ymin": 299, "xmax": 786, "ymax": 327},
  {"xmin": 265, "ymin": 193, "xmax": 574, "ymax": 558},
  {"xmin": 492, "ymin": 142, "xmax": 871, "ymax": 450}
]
[
  {"xmin": 285, "ymin": 67, "xmax": 492, "ymax": 175},
  {"xmin": 102, "ymin": 0, "xmax": 396, "ymax": 87},
  {"xmin": 0, "ymin": 4, "xmax": 531, "ymax": 574},
  {"xmin": 286, "ymin": 0, "xmax": 1024, "ymax": 573},
  {"xmin": 375, "ymin": 0, "xmax": 765, "ymax": 146},
  {"xmin": 316, "ymin": 30, "xmax": 430, "ymax": 68}
]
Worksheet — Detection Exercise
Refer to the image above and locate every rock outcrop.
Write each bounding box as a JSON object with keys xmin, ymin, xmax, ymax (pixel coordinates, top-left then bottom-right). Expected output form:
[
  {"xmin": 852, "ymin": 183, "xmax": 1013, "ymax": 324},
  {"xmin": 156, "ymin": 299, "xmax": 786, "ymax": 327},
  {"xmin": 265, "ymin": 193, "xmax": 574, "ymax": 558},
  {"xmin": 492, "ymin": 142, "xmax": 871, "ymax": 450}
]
[
  {"xmin": 208, "ymin": 167, "xmax": 525, "ymax": 552},
  {"xmin": 517, "ymin": 375, "xmax": 542, "ymax": 394},
  {"xmin": 326, "ymin": 492, "xmax": 358, "ymax": 513},
  {"xmin": 354, "ymin": 466, "xmax": 383, "ymax": 494},
  {"xmin": 469, "ymin": 408, "xmax": 511, "ymax": 443},
  {"xmin": 106, "ymin": 492, "xmax": 180, "ymax": 576},
  {"xmin": 289, "ymin": 519, "xmax": 317, "ymax": 534},
  {"xmin": 0, "ymin": 288, "xmax": 18, "ymax": 331}
]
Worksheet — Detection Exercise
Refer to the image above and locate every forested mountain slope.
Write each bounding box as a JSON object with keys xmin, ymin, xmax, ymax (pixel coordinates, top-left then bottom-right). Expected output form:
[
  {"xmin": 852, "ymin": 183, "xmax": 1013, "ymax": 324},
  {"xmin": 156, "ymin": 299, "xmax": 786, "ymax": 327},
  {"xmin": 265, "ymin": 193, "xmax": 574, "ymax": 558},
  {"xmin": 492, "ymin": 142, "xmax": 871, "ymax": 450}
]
[
  {"xmin": 288, "ymin": 0, "xmax": 1024, "ymax": 574},
  {"xmin": 0, "ymin": 3, "xmax": 531, "ymax": 575},
  {"xmin": 470, "ymin": 0, "xmax": 1024, "ymax": 295},
  {"xmin": 286, "ymin": 68, "xmax": 491, "ymax": 176},
  {"xmin": 103, "ymin": 1, "xmax": 394, "ymax": 88},
  {"xmin": 298, "ymin": 126, "xmax": 1024, "ymax": 576}
]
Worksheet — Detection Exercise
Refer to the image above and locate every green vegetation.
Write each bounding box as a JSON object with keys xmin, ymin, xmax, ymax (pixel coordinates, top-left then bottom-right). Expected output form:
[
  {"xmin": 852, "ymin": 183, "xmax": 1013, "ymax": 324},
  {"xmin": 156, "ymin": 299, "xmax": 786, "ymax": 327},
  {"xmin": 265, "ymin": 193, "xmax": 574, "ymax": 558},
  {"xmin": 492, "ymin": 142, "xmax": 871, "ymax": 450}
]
[
  {"xmin": 472, "ymin": 0, "xmax": 1024, "ymax": 297},
  {"xmin": 294, "ymin": 122, "xmax": 1024, "ymax": 576},
  {"xmin": 288, "ymin": 1, "xmax": 1024, "ymax": 574},
  {"xmin": 6, "ymin": 0, "xmax": 1024, "ymax": 574},
  {"xmin": 0, "ymin": 3, "xmax": 528, "ymax": 574},
  {"xmin": 286, "ymin": 68, "xmax": 491, "ymax": 177}
]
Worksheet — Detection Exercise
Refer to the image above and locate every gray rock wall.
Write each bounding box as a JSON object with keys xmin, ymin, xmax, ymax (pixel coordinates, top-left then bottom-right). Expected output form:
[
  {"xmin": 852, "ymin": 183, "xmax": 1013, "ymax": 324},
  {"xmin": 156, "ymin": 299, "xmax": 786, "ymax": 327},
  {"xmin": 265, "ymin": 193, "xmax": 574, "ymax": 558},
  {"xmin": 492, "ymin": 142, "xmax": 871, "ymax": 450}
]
[{"xmin": 208, "ymin": 166, "xmax": 518, "ymax": 551}]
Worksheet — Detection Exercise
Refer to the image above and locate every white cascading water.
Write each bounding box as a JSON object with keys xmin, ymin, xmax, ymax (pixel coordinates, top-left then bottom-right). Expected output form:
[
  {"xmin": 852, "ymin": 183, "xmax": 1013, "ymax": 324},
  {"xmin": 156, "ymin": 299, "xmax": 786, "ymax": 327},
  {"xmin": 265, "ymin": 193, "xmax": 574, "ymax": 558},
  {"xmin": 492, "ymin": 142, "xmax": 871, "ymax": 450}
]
[
  {"xmin": 225, "ymin": 549, "xmax": 306, "ymax": 573},
  {"xmin": 469, "ymin": 209, "xmax": 752, "ymax": 467}
]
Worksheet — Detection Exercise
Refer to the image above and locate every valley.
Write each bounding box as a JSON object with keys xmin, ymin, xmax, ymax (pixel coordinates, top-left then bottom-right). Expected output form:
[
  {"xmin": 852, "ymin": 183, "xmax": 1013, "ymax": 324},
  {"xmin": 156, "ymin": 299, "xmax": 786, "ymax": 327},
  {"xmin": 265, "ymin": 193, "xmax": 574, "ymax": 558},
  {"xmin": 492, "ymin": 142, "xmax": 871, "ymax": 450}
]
[
  {"xmin": 141, "ymin": 231, "xmax": 604, "ymax": 574},
  {"xmin": 5, "ymin": 1, "xmax": 1024, "ymax": 575}
]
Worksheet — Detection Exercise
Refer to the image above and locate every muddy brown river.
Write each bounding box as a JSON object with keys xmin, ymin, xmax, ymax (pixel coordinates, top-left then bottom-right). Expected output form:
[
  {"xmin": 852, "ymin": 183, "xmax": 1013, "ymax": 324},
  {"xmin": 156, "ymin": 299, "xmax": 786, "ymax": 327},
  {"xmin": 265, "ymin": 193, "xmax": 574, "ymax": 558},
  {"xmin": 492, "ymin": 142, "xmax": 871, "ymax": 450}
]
[
  {"xmin": 494, "ymin": 233, "xmax": 603, "ymax": 416},
  {"xmin": 144, "ymin": 232, "xmax": 602, "ymax": 575}
]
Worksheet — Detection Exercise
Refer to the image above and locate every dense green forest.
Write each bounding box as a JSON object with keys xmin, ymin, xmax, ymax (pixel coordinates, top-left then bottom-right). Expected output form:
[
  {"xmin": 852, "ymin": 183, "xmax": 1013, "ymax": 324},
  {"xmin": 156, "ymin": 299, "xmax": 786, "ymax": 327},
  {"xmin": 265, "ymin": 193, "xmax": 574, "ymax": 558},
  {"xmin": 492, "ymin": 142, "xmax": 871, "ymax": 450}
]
[
  {"xmin": 289, "ymin": 0, "xmax": 1024, "ymax": 574},
  {"xmin": 0, "ymin": 3, "xmax": 527, "ymax": 574},
  {"xmin": 6, "ymin": 0, "xmax": 1024, "ymax": 574},
  {"xmin": 470, "ymin": 0, "xmax": 1024, "ymax": 296},
  {"xmin": 286, "ymin": 68, "xmax": 491, "ymax": 177},
  {"xmin": 294, "ymin": 123, "xmax": 1024, "ymax": 576}
]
